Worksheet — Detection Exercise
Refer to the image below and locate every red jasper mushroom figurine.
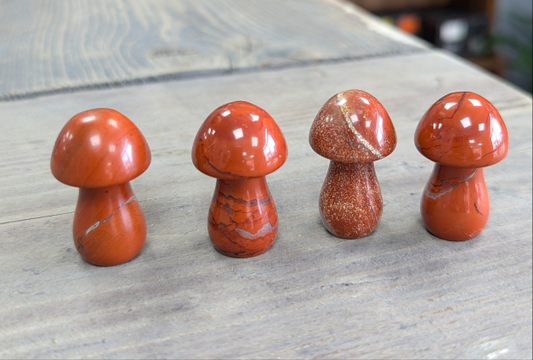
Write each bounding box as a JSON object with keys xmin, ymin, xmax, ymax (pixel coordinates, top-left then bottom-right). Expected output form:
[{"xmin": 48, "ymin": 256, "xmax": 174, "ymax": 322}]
[
  {"xmin": 192, "ymin": 101, "xmax": 287, "ymax": 257},
  {"xmin": 415, "ymin": 92, "xmax": 508, "ymax": 240},
  {"xmin": 309, "ymin": 90, "xmax": 396, "ymax": 239},
  {"xmin": 51, "ymin": 108, "xmax": 151, "ymax": 266}
]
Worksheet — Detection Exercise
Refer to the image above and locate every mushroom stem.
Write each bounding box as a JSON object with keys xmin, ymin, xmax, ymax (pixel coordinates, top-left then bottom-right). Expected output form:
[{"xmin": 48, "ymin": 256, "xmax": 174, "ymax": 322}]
[
  {"xmin": 319, "ymin": 161, "xmax": 382, "ymax": 239},
  {"xmin": 208, "ymin": 177, "xmax": 278, "ymax": 257},
  {"xmin": 421, "ymin": 164, "xmax": 489, "ymax": 241},
  {"xmin": 73, "ymin": 182, "xmax": 146, "ymax": 266}
]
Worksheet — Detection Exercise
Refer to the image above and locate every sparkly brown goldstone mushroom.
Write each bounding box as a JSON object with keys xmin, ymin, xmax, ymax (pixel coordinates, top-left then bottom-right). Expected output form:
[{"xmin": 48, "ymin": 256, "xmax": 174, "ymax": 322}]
[{"xmin": 309, "ymin": 90, "xmax": 396, "ymax": 239}]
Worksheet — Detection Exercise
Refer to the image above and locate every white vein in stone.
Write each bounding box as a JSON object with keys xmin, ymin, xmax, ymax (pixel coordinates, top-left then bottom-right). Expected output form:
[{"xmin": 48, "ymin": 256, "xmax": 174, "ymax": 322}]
[
  {"xmin": 235, "ymin": 221, "xmax": 277, "ymax": 239},
  {"xmin": 337, "ymin": 92, "xmax": 383, "ymax": 160},
  {"xmin": 425, "ymin": 169, "xmax": 478, "ymax": 199},
  {"xmin": 85, "ymin": 220, "xmax": 100, "ymax": 236}
]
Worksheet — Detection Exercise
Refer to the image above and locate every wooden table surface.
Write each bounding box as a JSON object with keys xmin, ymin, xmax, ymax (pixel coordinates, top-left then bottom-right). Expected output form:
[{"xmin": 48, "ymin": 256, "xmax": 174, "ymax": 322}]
[{"xmin": 0, "ymin": 0, "xmax": 531, "ymax": 358}]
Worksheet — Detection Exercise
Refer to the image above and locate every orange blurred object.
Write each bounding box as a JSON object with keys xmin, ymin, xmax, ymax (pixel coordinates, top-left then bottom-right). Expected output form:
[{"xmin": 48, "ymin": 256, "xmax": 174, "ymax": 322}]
[{"xmin": 397, "ymin": 13, "xmax": 422, "ymax": 34}]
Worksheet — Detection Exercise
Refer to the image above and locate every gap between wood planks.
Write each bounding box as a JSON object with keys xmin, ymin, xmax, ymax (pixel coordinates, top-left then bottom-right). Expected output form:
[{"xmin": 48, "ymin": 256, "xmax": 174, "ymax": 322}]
[{"xmin": 0, "ymin": 49, "xmax": 427, "ymax": 103}]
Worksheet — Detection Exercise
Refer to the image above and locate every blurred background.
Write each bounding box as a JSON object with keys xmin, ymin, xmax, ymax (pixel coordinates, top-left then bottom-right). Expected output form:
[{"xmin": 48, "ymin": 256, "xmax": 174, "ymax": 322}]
[{"xmin": 349, "ymin": 0, "xmax": 532, "ymax": 93}]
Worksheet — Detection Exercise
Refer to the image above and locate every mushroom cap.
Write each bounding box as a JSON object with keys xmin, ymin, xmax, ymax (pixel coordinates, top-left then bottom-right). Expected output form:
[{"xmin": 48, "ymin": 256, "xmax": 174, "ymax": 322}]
[
  {"xmin": 51, "ymin": 108, "xmax": 151, "ymax": 187},
  {"xmin": 192, "ymin": 101, "xmax": 287, "ymax": 179},
  {"xmin": 309, "ymin": 90, "xmax": 396, "ymax": 163},
  {"xmin": 415, "ymin": 92, "xmax": 508, "ymax": 168}
]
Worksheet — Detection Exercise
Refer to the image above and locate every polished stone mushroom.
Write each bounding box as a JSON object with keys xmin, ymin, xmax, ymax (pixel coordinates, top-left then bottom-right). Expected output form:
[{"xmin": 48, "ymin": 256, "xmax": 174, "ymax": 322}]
[
  {"xmin": 51, "ymin": 108, "xmax": 151, "ymax": 266},
  {"xmin": 415, "ymin": 91, "xmax": 508, "ymax": 240},
  {"xmin": 192, "ymin": 101, "xmax": 287, "ymax": 257},
  {"xmin": 309, "ymin": 90, "xmax": 396, "ymax": 239}
]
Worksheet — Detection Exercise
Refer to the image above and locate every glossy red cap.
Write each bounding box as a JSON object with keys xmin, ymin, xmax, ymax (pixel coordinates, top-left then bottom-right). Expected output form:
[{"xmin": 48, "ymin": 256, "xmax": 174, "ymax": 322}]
[
  {"xmin": 309, "ymin": 90, "xmax": 396, "ymax": 163},
  {"xmin": 51, "ymin": 108, "xmax": 151, "ymax": 187},
  {"xmin": 192, "ymin": 101, "xmax": 287, "ymax": 179},
  {"xmin": 415, "ymin": 92, "xmax": 508, "ymax": 168}
]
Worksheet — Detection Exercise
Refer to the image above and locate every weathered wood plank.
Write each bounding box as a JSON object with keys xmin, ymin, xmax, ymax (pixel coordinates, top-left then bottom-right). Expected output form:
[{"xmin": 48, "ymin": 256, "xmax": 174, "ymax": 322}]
[
  {"xmin": 0, "ymin": 0, "xmax": 427, "ymax": 100},
  {"xmin": 0, "ymin": 51, "xmax": 531, "ymax": 358}
]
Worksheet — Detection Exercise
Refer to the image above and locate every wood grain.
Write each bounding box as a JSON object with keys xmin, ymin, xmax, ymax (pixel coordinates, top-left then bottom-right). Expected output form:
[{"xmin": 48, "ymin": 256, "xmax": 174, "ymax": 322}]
[
  {"xmin": 0, "ymin": 0, "xmax": 426, "ymax": 100},
  {"xmin": 0, "ymin": 50, "xmax": 531, "ymax": 358}
]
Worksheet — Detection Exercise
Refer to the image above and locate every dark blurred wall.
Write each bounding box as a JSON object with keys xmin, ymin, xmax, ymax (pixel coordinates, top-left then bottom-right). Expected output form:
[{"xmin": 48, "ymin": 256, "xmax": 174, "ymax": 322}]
[{"xmin": 493, "ymin": 0, "xmax": 532, "ymax": 92}]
